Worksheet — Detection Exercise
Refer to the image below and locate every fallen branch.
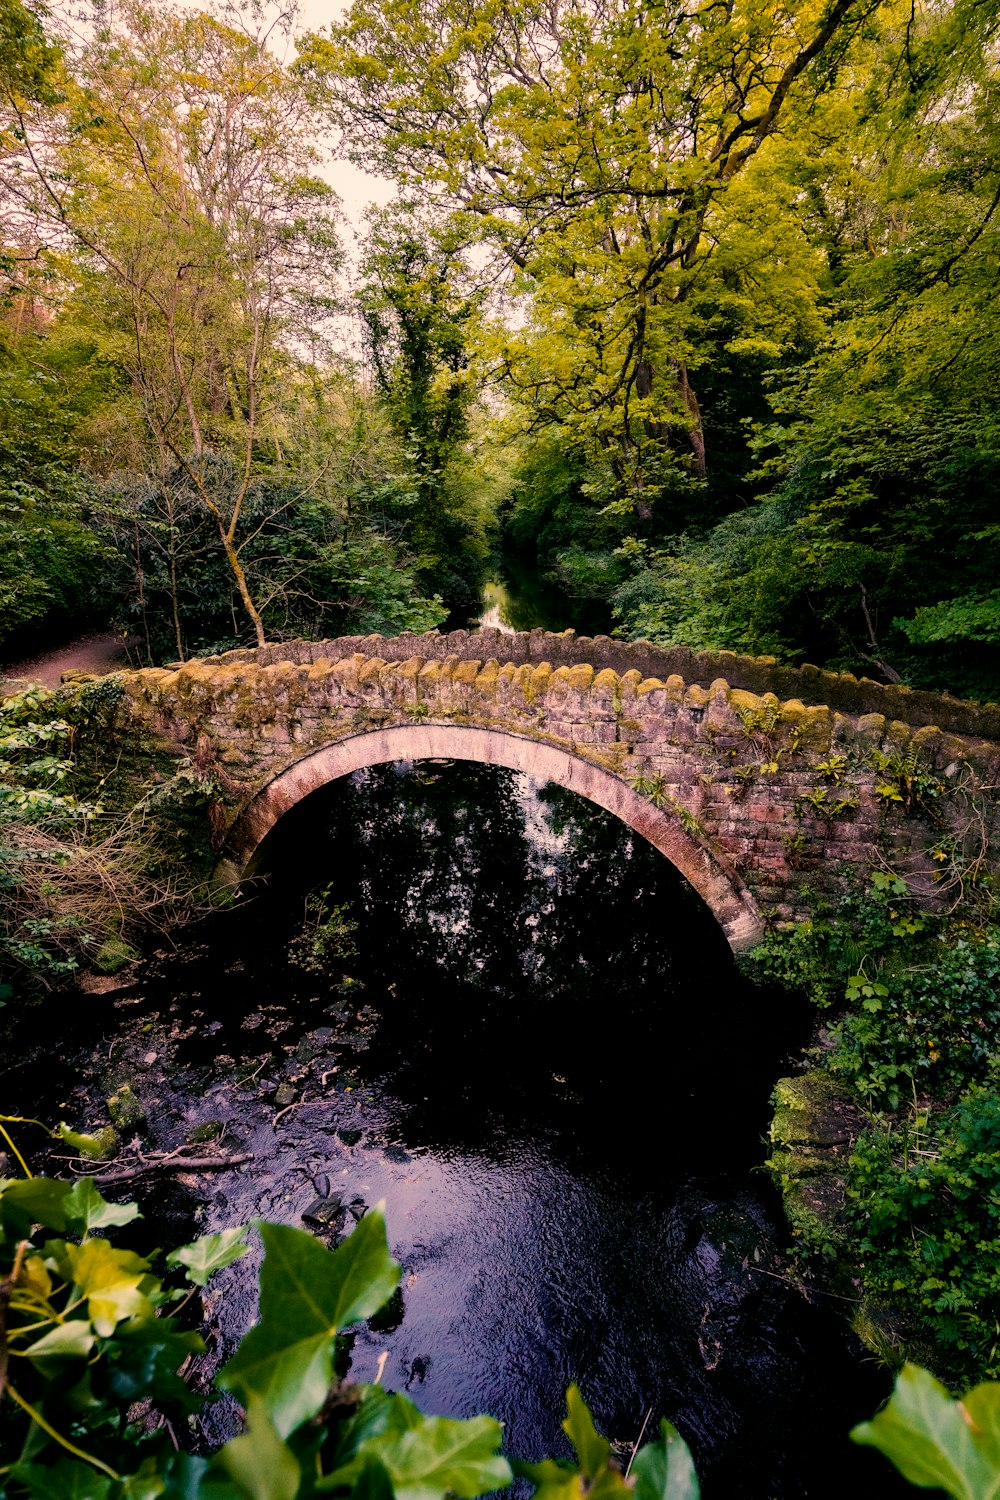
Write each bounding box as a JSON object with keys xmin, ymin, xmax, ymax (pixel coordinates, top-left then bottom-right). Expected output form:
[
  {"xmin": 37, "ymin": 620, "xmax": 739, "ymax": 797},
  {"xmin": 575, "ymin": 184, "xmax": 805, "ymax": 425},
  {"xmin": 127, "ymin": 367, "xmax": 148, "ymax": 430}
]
[{"xmin": 86, "ymin": 1153, "xmax": 252, "ymax": 1188}]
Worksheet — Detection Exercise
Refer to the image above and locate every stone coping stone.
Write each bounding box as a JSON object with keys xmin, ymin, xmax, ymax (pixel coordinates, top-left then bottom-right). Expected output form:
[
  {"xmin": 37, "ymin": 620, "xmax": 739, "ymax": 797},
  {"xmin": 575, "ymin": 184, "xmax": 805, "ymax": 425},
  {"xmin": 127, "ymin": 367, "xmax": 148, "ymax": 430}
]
[{"xmin": 207, "ymin": 629, "xmax": 1000, "ymax": 741}]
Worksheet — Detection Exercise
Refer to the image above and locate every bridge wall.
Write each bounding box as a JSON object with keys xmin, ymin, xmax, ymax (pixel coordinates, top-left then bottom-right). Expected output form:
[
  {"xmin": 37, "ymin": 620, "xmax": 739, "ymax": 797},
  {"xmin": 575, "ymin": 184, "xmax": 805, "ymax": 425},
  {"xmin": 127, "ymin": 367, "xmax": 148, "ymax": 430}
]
[
  {"xmin": 212, "ymin": 629, "xmax": 1000, "ymax": 740},
  {"xmin": 117, "ymin": 635, "xmax": 1000, "ymax": 947}
]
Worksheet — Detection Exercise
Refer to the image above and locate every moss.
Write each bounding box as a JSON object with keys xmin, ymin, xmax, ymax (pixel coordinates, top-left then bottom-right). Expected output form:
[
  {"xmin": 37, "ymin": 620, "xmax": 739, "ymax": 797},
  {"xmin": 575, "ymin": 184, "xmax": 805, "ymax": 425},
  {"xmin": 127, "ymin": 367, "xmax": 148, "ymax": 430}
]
[
  {"xmin": 767, "ymin": 1071, "xmax": 864, "ymax": 1262},
  {"xmin": 107, "ymin": 1084, "xmax": 145, "ymax": 1131},
  {"xmin": 452, "ymin": 660, "xmax": 482, "ymax": 686},
  {"xmin": 91, "ymin": 936, "xmax": 139, "ymax": 975},
  {"xmin": 779, "ymin": 701, "xmax": 833, "ymax": 753}
]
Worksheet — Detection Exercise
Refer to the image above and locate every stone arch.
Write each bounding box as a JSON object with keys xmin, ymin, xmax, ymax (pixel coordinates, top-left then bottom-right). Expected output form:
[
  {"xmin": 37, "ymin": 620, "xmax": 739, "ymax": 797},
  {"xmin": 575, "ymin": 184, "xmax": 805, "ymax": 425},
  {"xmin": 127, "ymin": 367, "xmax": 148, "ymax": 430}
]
[{"xmin": 221, "ymin": 724, "xmax": 764, "ymax": 952}]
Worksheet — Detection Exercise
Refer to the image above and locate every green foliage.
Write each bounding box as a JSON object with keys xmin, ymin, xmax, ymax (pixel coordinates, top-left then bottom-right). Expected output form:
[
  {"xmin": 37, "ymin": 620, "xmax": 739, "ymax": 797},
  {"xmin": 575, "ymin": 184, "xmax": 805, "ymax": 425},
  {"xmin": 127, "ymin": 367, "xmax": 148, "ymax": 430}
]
[
  {"xmin": 853, "ymin": 1362, "xmax": 1000, "ymax": 1499},
  {"xmin": 219, "ymin": 1215, "xmax": 402, "ymax": 1438},
  {"xmin": 357, "ymin": 207, "xmax": 487, "ymax": 618},
  {"xmin": 108, "ymin": 462, "xmax": 447, "ymax": 662},
  {"xmin": 8, "ymin": 1167, "xmax": 1000, "ymax": 1498},
  {"xmin": 846, "ymin": 1085, "xmax": 1000, "ymax": 1384},
  {"xmin": 288, "ymin": 887, "xmax": 359, "ymax": 978},
  {"xmin": 0, "ymin": 0, "xmax": 60, "ymax": 102},
  {"xmin": 754, "ymin": 852, "xmax": 1000, "ymax": 1385},
  {"xmin": 829, "ymin": 935, "xmax": 1000, "ymax": 1109},
  {"xmin": 0, "ymin": 336, "xmax": 113, "ymax": 656},
  {"xmin": 0, "ymin": 1177, "xmax": 515, "ymax": 1499}
]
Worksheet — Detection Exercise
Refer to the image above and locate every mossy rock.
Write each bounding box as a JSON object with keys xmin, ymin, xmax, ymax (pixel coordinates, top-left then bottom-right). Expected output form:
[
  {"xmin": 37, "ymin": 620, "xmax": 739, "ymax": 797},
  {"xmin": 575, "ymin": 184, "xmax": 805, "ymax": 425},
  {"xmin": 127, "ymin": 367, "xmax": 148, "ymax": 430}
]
[
  {"xmin": 107, "ymin": 1083, "xmax": 145, "ymax": 1131},
  {"xmin": 91, "ymin": 936, "xmax": 140, "ymax": 975},
  {"xmin": 768, "ymin": 1071, "xmax": 865, "ymax": 1260}
]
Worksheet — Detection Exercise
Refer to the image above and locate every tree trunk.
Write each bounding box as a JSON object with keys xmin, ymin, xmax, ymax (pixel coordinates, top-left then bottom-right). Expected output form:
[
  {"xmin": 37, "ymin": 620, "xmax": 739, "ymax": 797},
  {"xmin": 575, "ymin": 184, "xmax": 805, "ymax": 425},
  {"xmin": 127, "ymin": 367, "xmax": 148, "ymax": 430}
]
[{"xmin": 219, "ymin": 526, "xmax": 266, "ymax": 648}]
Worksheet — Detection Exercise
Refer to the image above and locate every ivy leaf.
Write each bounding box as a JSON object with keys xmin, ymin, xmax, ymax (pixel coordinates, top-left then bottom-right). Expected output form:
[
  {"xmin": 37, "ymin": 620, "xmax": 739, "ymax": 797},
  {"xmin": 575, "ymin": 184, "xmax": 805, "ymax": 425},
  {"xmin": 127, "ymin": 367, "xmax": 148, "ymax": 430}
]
[
  {"xmin": 217, "ymin": 1395, "xmax": 302, "ymax": 1500},
  {"xmin": 56, "ymin": 1122, "xmax": 116, "ymax": 1161},
  {"xmin": 11, "ymin": 1460, "xmax": 115, "ymax": 1499},
  {"xmin": 519, "ymin": 1390, "xmax": 629, "ymax": 1500},
  {"xmin": 0, "ymin": 1176, "xmax": 73, "ymax": 1233},
  {"xmin": 219, "ymin": 1210, "xmax": 400, "ymax": 1437},
  {"xmin": 24, "ymin": 1319, "xmax": 96, "ymax": 1366},
  {"xmin": 329, "ymin": 1386, "xmax": 422, "ymax": 1467},
  {"xmin": 107, "ymin": 1320, "xmax": 205, "ymax": 1410},
  {"xmin": 64, "ymin": 1175, "xmax": 141, "ymax": 1234},
  {"xmin": 630, "ymin": 1420, "xmax": 700, "ymax": 1500},
  {"xmin": 166, "ymin": 1227, "xmax": 249, "ymax": 1286},
  {"xmin": 62, "ymin": 1238, "xmax": 153, "ymax": 1336},
  {"xmin": 514, "ymin": 1458, "xmax": 583, "ymax": 1500},
  {"xmin": 349, "ymin": 1413, "xmax": 512, "ymax": 1500},
  {"xmin": 851, "ymin": 1363, "xmax": 1000, "ymax": 1498},
  {"xmin": 563, "ymin": 1386, "xmax": 610, "ymax": 1478}
]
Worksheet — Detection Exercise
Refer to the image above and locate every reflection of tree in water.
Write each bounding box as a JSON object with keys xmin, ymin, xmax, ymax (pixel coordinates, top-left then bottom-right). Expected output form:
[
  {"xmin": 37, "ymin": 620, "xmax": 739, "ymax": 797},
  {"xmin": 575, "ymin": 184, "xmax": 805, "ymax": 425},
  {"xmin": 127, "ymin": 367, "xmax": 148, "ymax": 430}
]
[{"xmin": 263, "ymin": 761, "xmax": 807, "ymax": 1172}]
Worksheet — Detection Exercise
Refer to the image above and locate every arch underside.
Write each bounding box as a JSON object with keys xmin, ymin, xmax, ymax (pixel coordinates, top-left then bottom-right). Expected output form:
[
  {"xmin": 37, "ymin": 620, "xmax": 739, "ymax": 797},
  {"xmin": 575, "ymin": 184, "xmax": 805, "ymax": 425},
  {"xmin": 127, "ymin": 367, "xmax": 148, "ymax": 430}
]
[{"xmin": 223, "ymin": 724, "xmax": 764, "ymax": 952}]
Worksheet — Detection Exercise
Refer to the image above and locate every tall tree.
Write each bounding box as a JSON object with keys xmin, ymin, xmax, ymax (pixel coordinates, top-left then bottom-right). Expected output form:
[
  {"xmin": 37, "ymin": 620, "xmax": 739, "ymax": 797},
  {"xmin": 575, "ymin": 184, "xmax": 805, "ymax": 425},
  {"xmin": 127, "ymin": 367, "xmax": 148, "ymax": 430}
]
[
  {"xmin": 305, "ymin": 0, "xmax": 883, "ymax": 516},
  {"xmin": 358, "ymin": 205, "xmax": 485, "ymax": 610},
  {"xmin": 2, "ymin": 0, "xmax": 341, "ymax": 648}
]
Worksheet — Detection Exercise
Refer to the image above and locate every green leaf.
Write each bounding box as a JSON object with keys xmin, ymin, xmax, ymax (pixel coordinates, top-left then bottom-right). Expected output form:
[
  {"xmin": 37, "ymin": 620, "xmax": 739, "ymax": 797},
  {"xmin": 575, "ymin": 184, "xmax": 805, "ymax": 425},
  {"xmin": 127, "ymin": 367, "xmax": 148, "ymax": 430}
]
[
  {"xmin": 563, "ymin": 1386, "xmax": 610, "ymax": 1479},
  {"xmin": 63, "ymin": 1175, "xmax": 141, "ymax": 1234},
  {"xmin": 166, "ymin": 1227, "xmax": 249, "ymax": 1286},
  {"xmin": 219, "ymin": 1210, "xmax": 400, "ymax": 1437},
  {"xmin": 355, "ymin": 1413, "xmax": 512, "ymax": 1500},
  {"xmin": 107, "ymin": 1319, "xmax": 205, "ymax": 1409},
  {"xmin": 851, "ymin": 1363, "xmax": 1000, "ymax": 1498},
  {"xmin": 56, "ymin": 1122, "xmax": 117, "ymax": 1161},
  {"xmin": 217, "ymin": 1395, "xmax": 302, "ymax": 1500},
  {"xmin": 630, "ymin": 1420, "xmax": 700, "ymax": 1500},
  {"xmin": 514, "ymin": 1458, "xmax": 583, "ymax": 1500},
  {"xmin": 62, "ymin": 1237, "xmax": 153, "ymax": 1336},
  {"xmin": 0, "ymin": 1176, "xmax": 73, "ymax": 1232},
  {"xmin": 518, "ymin": 1390, "xmax": 630, "ymax": 1500},
  {"xmin": 24, "ymin": 1318, "xmax": 96, "ymax": 1366},
  {"xmin": 12, "ymin": 1460, "xmax": 114, "ymax": 1499}
]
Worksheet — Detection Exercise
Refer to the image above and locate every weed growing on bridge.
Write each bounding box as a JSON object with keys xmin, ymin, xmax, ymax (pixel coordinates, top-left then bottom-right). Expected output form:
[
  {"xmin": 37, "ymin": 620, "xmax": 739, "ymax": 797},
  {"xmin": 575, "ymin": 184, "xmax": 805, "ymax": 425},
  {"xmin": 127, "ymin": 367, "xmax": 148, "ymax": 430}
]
[
  {"xmin": 629, "ymin": 773, "xmax": 705, "ymax": 837},
  {"xmin": 870, "ymin": 747, "xmax": 945, "ymax": 813}
]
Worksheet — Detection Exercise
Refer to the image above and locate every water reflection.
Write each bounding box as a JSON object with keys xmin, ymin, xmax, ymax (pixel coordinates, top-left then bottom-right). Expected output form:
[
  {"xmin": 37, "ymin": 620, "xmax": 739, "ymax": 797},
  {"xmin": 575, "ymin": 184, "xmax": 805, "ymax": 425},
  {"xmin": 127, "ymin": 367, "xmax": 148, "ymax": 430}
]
[{"xmin": 473, "ymin": 565, "xmax": 612, "ymax": 636}]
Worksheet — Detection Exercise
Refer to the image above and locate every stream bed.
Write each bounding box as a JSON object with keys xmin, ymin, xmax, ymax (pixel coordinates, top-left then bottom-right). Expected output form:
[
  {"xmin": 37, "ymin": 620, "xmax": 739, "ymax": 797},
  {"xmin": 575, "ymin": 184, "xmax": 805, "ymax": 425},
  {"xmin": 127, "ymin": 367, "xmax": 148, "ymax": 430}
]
[{"xmin": 5, "ymin": 762, "xmax": 901, "ymax": 1497}]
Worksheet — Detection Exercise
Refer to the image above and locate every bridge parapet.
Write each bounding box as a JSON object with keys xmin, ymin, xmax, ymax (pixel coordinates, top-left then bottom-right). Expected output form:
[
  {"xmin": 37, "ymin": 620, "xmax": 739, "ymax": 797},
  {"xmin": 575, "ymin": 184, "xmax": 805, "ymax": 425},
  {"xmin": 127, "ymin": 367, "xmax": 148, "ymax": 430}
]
[
  {"xmin": 118, "ymin": 638, "xmax": 1000, "ymax": 943},
  {"xmin": 207, "ymin": 628, "xmax": 1000, "ymax": 741}
]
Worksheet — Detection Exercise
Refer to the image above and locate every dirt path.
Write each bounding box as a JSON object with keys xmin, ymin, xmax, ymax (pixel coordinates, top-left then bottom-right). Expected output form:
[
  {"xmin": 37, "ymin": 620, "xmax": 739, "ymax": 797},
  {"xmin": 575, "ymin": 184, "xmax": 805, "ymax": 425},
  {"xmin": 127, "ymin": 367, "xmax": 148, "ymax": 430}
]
[{"xmin": 1, "ymin": 631, "xmax": 130, "ymax": 690}]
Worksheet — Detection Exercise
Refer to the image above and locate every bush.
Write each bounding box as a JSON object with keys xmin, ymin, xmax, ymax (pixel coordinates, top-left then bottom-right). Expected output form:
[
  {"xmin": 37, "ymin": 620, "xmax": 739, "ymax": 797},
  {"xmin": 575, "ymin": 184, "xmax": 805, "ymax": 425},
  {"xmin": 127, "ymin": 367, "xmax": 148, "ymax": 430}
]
[{"xmin": 848, "ymin": 1083, "xmax": 1000, "ymax": 1385}]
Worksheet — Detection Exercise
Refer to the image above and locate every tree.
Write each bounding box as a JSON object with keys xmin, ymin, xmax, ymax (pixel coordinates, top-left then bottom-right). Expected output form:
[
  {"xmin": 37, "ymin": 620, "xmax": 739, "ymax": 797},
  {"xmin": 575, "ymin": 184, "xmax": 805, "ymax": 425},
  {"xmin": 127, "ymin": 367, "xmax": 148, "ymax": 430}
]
[
  {"xmin": 357, "ymin": 205, "xmax": 487, "ymax": 613},
  {"xmin": 304, "ymin": 0, "xmax": 882, "ymax": 519},
  {"xmin": 2, "ymin": 0, "xmax": 342, "ymax": 649}
]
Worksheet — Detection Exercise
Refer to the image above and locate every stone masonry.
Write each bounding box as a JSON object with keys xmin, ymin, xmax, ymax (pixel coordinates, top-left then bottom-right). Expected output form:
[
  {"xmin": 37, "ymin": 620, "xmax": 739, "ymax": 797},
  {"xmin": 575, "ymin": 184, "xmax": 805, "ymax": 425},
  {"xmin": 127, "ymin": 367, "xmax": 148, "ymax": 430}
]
[{"xmin": 115, "ymin": 629, "xmax": 1000, "ymax": 951}]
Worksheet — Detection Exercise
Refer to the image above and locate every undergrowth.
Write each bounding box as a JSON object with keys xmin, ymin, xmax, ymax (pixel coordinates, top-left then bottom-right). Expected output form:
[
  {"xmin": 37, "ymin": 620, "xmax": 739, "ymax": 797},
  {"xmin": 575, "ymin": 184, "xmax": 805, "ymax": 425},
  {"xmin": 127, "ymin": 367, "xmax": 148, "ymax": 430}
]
[{"xmin": 746, "ymin": 859, "xmax": 1000, "ymax": 1387}]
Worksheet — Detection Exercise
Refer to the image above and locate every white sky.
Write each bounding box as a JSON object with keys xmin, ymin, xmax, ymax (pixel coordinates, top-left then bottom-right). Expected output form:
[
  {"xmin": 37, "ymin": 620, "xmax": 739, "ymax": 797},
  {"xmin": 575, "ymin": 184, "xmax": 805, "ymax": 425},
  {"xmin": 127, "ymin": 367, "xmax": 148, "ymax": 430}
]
[{"xmin": 293, "ymin": 0, "xmax": 397, "ymax": 234}]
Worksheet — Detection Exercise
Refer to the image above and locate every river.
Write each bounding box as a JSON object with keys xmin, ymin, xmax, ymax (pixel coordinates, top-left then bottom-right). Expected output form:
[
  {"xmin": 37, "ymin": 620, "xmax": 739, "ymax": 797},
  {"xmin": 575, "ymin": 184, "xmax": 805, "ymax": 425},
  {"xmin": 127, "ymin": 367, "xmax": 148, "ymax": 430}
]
[{"xmin": 4, "ymin": 761, "xmax": 901, "ymax": 1498}]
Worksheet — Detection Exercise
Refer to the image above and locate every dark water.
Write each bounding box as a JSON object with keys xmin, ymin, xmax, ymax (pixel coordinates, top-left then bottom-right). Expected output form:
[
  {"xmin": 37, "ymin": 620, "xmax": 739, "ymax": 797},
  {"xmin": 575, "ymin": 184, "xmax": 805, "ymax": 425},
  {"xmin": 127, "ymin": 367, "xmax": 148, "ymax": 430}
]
[
  {"xmin": 475, "ymin": 561, "xmax": 612, "ymax": 636},
  {"xmin": 8, "ymin": 763, "xmax": 899, "ymax": 1497}
]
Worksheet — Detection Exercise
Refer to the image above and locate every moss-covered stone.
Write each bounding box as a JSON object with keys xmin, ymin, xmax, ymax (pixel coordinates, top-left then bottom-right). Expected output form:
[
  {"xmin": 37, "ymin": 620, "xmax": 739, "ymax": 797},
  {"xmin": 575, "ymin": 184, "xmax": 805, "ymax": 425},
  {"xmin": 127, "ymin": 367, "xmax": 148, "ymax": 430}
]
[
  {"xmin": 107, "ymin": 1083, "xmax": 145, "ymax": 1131},
  {"xmin": 91, "ymin": 936, "xmax": 139, "ymax": 975},
  {"xmin": 768, "ymin": 1071, "xmax": 864, "ymax": 1260}
]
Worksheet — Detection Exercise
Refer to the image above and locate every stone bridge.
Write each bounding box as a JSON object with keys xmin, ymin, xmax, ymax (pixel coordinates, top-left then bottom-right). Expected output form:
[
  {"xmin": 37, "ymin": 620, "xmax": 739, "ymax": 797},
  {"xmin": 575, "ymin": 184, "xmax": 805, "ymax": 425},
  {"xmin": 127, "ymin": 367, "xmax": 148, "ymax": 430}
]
[{"xmin": 115, "ymin": 628, "xmax": 1000, "ymax": 951}]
